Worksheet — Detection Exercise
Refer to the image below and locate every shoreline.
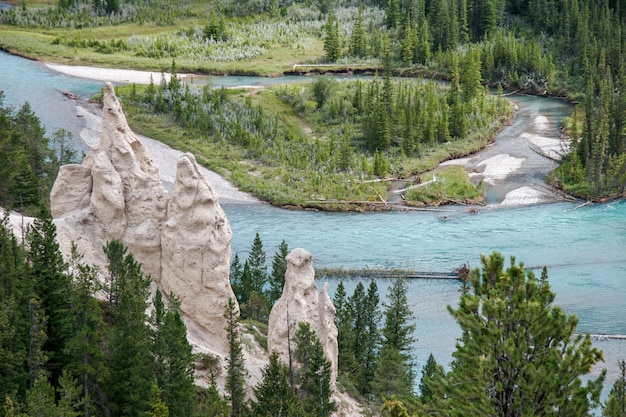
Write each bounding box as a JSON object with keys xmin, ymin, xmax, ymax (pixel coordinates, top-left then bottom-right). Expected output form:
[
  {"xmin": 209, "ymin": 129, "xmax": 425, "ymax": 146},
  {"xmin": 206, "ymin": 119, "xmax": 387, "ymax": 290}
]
[{"xmin": 48, "ymin": 61, "xmax": 574, "ymax": 210}]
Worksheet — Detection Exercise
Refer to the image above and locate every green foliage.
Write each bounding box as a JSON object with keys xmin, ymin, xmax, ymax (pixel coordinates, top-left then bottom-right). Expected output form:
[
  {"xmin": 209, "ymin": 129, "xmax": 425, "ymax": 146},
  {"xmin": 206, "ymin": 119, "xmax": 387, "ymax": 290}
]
[
  {"xmin": 27, "ymin": 214, "xmax": 73, "ymax": 388},
  {"xmin": 348, "ymin": 4, "xmax": 367, "ymax": 58},
  {"xmin": 196, "ymin": 377, "xmax": 230, "ymax": 417},
  {"xmin": 323, "ymin": 9, "xmax": 341, "ymax": 62},
  {"xmin": 268, "ymin": 240, "xmax": 289, "ymax": 307},
  {"xmin": 311, "ymin": 76, "xmax": 335, "ymax": 111},
  {"xmin": 224, "ymin": 298, "xmax": 248, "ymax": 416},
  {"xmin": 104, "ymin": 240, "xmax": 153, "ymax": 417},
  {"xmin": 418, "ymin": 353, "xmax": 444, "ymax": 405},
  {"xmin": 294, "ymin": 322, "xmax": 336, "ymax": 417},
  {"xmin": 0, "ymin": 96, "xmax": 72, "ymax": 215},
  {"xmin": 152, "ymin": 290, "xmax": 196, "ymax": 417},
  {"xmin": 148, "ymin": 382, "xmax": 169, "ymax": 417},
  {"xmin": 604, "ymin": 360, "xmax": 626, "ymax": 417},
  {"xmin": 439, "ymin": 252, "xmax": 605, "ymax": 416},
  {"xmin": 251, "ymin": 352, "xmax": 304, "ymax": 417},
  {"xmin": 64, "ymin": 245, "xmax": 108, "ymax": 417},
  {"xmin": 405, "ymin": 166, "xmax": 484, "ymax": 205}
]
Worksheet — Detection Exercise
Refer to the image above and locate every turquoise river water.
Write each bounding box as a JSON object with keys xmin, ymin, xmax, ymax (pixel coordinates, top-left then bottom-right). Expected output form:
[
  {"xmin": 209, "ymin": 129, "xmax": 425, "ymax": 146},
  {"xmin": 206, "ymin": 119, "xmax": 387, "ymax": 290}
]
[{"xmin": 1, "ymin": 50, "xmax": 624, "ymax": 398}]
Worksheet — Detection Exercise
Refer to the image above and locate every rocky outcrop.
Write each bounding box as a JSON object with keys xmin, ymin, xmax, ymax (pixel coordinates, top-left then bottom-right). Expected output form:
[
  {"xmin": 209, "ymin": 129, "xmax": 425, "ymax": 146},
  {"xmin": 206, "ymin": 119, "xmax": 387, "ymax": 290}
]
[
  {"xmin": 51, "ymin": 82, "xmax": 168, "ymax": 280},
  {"xmin": 50, "ymin": 82, "xmax": 235, "ymax": 355},
  {"xmin": 267, "ymin": 248, "xmax": 339, "ymax": 389},
  {"xmin": 161, "ymin": 153, "xmax": 237, "ymax": 353}
]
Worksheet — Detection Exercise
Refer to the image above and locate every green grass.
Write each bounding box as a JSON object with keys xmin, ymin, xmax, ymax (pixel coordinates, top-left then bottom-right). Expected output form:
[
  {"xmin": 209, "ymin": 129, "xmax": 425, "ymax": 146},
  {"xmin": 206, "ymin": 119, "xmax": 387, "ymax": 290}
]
[{"xmin": 405, "ymin": 166, "xmax": 485, "ymax": 206}]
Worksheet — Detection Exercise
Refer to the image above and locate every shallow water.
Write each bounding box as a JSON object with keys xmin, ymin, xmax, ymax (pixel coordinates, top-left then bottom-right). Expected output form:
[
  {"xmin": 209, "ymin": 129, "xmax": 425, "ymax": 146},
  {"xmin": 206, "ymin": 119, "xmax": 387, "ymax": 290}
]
[{"xmin": 1, "ymin": 50, "xmax": 624, "ymax": 399}]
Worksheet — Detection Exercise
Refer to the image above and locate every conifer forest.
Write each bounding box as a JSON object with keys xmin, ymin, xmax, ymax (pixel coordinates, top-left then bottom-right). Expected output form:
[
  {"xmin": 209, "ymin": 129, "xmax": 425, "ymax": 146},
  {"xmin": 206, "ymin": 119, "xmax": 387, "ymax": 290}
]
[{"xmin": 1, "ymin": 0, "xmax": 626, "ymax": 415}]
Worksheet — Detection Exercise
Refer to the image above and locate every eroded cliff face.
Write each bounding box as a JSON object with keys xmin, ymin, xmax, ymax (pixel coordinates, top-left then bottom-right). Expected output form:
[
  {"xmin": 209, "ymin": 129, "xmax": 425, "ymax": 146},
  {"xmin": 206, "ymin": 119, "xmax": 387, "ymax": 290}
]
[
  {"xmin": 51, "ymin": 82, "xmax": 168, "ymax": 281},
  {"xmin": 161, "ymin": 153, "xmax": 237, "ymax": 353},
  {"xmin": 50, "ymin": 82, "xmax": 236, "ymax": 354},
  {"xmin": 267, "ymin": 248, "xmax": 339, "ymax": 389}
]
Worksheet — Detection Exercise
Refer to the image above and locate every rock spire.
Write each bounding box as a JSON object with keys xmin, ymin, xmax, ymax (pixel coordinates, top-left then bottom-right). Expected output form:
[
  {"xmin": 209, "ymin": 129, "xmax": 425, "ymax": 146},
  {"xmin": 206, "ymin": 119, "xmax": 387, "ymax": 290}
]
[
  {"xmin": 50, "ymin": 82, "xmax": 236, "ymax": 353},
  {"xmin": 267, "ymin": 248, "xmax": 339, "ymax": 388}
]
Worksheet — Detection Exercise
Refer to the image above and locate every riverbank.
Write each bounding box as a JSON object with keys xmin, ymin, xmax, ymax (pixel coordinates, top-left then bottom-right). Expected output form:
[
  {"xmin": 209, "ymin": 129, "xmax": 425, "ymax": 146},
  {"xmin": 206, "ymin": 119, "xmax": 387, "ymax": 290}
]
[{"xmin": 46, "ymin": 61, "xmax": 573, "ymax": 209}]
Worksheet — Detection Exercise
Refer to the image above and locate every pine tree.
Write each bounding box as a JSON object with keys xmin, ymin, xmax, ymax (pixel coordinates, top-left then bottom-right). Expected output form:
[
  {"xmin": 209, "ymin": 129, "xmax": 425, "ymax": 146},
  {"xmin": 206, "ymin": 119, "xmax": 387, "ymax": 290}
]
[
  {"xmin": 26, "ymin": 373, "xmax": 57, "ymax": 417},
  {"xmin": 0, "ymin": 215, "xmax": 29, "ymax": 407},
  {"xmin": 333, "ymin": 281, "xmax": 354, "ymax": 378},
  {"xmin": 294, "ymin": 322, "xmax": 336, "ymax": 417},
  {"xmin": 349, "ymin": 4, "xmax": 368, "ymax": 57},
  {"xmin": 152, "ymin": 290, "xmax": 196, "ymax": 417},
  {"xmin": 240, "ymin": 233, "xmax": 269, "ymax": 321},
  {"xmin": 359, "ymin": 281, "xmax": 380, "ymax": 397},
  {"xmin": 418, "ymin": 353, "xmax": 444, "ymax": 405},
  {"xmin": 268, "ymin": 240, "xmax": 289, "ymax": 307},
  {"xmin": 27, "ymin": 214, "xmax": 69, "ymax": 386},
  {"xmin": 323, "ymin": 9, "xmax": 341, "ymax": 62},
  {"xmin": 251, "ymin": 352, "xmax": 303, "ymax": 417},
  {"xmin": 604, "ymin": 360, "xmax": 626, "ymax": 417},
  {"xmin": 104, "ymin": 240, "xmax": 153, "ymax": 417},
  {"xmin": 448, "ymin": 56, "xmax": 468, "ymax": 139},
  {"xmin": 224, "ymin": 298, "xmax": 247, "ymax": 417},
  {"xmin": 439, "ymin": 252, "xmax": 605, "ymax": 416},
  {"xmin": 148, "ymin": 382, "xmax": 169, "ymax": 417},
  {"xmin": 230, "ymin": 253, "xmax": 245, "ymax": 305},
  {"xmin": 372, "ymin": 278, "xmax": 416, "ymax": 400},
  {"xmin": 247, "ymin": 233, "xmax": 267, "ymax": 297},
  {"xmin": 197, "ymin": 374, "xmax": 230, "ymax": 417},
  {"xmin": 64, "ymin": 245, "xmax": 108, "ymax": 417}
]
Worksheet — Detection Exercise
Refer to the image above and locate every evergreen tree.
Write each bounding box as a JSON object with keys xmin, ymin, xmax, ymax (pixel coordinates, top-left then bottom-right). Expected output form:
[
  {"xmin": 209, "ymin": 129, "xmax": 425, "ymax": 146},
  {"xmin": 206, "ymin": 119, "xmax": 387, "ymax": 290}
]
[
  {"xmin": 240, "ymin": 233, "xmax": 269, "ymax": 321},
  {"xmin": 0, "ymin": 215, "xmax": 29, "ymax": 408},
  {"xmin": 333, "ymin": 281, "xmax": 354, "ymax": 379},
  {"xmin": 64, "ymin": 245, "xmax": 108, "ymax": 417},
  {"xmin": 148, "ymin": 382, "xmax": 169, "ymax": 417},
  {"xmin": 349, "ymin": 4, "xmax": 367, "ymax": 57},
  {"xmin": 385, "ymin": 0, "xmax": 401, "ymax": 28},
  {"xmin": 224, "ymin": 298, "xmax": 247, "ymax": 417},
  {"xmin": 346, "ymin": 281, "xmax": 380, "ymax": 397},
  {"xmin": 247, "ymin": 233, "xmax": 267, "ymax": 297},
  {"xmin": 418, "ymin": 353, "xmax": 444, "ymax": 405},
  {"xmin": 152, "ymin": 290, "xmax": 196, "ymax": 417},
  {"xmin": 360, "ymin": 281, "xmax": 381, "ymax": 397},
  {"xmin": 323, "ymin": 9, "xmax": 341, "ymax": 62},
  {"xmin": 448, "ymin": 56, "xmax": 468, "ymax": 139},
  {"xmin": 230, "ymin": 253, "xmax": 245, "ymax": 305},
  {"xmin": 439, "ymin": 252, "xmax": 605, "ymax": 416},
  {"xmin": 104, "ymin": 240, "xmax": 153, "ymax": 417},
  {"xmin": 604, "ymin": 360, "xmax": 626, "ymax": 417},
  {"xmin": 27, "ymin": 213, "xmax": 73, "ymax": 387},
  {"xmin": 293, "ymin": 322, "xmax": 336, "ymax": 417},
  {"xmin": 268, "ymin": 240, "xmax": 289, "ymax": 307},
  {"xmin": 381, "ymin": 278, "xmax": 416, "ymax": 359},
  {"xmin": 251, "ymin": 352, "xmax": 303, "ymax": 417},
  {"xmin": 373, "ymin": 278, "xmax": 416, "ymax": 400},
  {"xmin": 197, "ymin": 374, "xmax": 230, "ymax": 417},
  {"xmin": 26, "ymin": 373, "xmax": 57, "ymax": 417}
]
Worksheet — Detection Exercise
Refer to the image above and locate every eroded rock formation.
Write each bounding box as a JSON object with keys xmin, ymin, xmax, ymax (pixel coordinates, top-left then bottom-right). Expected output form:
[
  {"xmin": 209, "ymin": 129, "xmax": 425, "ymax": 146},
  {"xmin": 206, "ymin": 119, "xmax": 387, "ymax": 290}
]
[
  {"xmin": 50, "ymin": 82, "xmax": 235, "ymax": 353},
  {"xmin": 267, "ymin": 248, "xmax": 339, "ymax": 388},
  {"xmin": 161, "ymin": 153, "xmax": 237, "ymax": 352}
]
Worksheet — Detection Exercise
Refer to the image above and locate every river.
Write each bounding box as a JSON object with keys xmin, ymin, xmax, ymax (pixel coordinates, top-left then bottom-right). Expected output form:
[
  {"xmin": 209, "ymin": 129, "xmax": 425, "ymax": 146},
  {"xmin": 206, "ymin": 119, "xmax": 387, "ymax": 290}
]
[{"xmin": 1, "ymin": 50, "xmax": 624, "ymax": 399}]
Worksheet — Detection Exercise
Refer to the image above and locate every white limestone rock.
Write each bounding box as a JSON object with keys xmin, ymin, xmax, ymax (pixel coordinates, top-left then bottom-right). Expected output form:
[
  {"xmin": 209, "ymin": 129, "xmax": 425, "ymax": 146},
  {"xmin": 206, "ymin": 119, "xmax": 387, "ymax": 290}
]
[
  {"xmin": 50, "ymin": 82, "xmax": 168, "ymax": 281},
  {"xmin": 267, "ymin": 248, "xmax": 338, "ymax": 389},
  {"xmin": 161, "ymin": 153, "xmax": 237, "ymax": 353},
  {"xmin": 50, "ymin": 164, "xmax": 92, "ymax": 218}
]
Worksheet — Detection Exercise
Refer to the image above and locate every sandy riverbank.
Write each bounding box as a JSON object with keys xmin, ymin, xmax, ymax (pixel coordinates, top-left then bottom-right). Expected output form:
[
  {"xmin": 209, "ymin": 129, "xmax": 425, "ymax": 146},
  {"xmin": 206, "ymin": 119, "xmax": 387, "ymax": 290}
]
[{"xmin": 45, "ymin": 62, "xmax": 190, "ymax": 85}]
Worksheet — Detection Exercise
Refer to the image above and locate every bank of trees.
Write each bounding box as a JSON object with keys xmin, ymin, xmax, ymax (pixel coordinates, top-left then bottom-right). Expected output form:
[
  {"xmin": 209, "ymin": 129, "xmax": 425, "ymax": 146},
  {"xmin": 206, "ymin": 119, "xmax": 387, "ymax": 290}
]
[
  {"xmin": 0, "ymin": 94, "xmax": 76, "ymax": 216},
  {"xmin": 0, "ymin": 215, "xmax": 197, "ymax": 416}
]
